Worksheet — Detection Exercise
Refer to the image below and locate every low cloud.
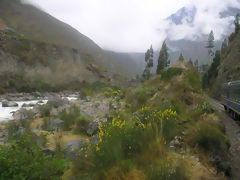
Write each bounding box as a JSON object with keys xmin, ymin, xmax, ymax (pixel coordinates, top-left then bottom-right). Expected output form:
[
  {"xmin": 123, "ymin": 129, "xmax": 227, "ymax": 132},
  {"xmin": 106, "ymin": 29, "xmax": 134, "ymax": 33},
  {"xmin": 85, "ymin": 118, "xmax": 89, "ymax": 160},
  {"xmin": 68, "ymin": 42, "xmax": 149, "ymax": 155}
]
[{"xmin": 23, "ymin": 0, "xmax": 240, "ymax": 52}]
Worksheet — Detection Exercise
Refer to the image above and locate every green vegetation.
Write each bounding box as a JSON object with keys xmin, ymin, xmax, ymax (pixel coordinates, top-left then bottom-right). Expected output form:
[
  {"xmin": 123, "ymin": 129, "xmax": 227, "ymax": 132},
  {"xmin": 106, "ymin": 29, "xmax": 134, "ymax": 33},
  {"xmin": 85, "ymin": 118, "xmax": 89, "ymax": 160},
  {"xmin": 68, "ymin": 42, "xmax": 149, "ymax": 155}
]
[
  {"xmin": 0, "ymin": 60, "xmax": 230, "ymax": 179},
  {"xmin": 156, "ymin": 41, "xmax": 170, "ymax": 74},
  {"xmin": 160, "ymin": 67, "xmax": 183, "ymax": 80},
  {"xmin": 70, "ymin": 107, "xmax": 188, "ymax": 179},
  {"xmin": 0, "ymin": 135, "xmax": 66, "ymax": 180}
]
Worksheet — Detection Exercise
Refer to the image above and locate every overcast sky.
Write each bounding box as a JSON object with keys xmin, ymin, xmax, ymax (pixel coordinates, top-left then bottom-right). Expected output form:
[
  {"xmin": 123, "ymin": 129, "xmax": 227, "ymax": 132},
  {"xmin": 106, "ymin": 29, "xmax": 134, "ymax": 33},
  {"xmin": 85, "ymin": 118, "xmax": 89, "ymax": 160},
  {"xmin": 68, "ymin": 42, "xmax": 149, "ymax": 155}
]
[{"xmin": 24, "ymin": 0, "xmax": 240, "ymax": 52}]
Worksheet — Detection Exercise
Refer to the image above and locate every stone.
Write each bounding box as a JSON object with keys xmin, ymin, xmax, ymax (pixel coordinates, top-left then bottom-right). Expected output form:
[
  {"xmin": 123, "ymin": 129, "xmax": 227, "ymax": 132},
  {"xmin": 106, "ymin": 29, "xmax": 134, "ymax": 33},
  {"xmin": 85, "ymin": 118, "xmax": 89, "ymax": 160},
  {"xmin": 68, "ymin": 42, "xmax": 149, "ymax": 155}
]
[
  {"xmin": 49, "ymin": 119, "xmax": 64, "ymax": 130},
  {"xmin": 86, "ymin": 121, "xmax": 99, "ymax": 136},
  {"xmin": 2, "ymin": 100, "xmax": 18, "ymax": 107}
]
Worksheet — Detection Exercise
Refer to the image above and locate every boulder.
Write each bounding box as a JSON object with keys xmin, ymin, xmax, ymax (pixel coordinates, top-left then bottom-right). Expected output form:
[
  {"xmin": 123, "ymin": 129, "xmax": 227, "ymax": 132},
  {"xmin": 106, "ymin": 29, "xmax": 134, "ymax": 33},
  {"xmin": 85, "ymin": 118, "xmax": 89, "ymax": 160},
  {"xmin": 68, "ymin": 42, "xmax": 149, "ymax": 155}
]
[
  {"xmin": 49, "ymin": 119, "xmax": 64, "ymax": 130},
  {"xmin": 86, "ymin": 118, "xmax": 105, "ymax": 136},
  {"xmin": 21, "ymin": 103, "xmax": 36, "ymax": 108},
  {"xmin": 86, "ymin": 121, "xmax": 99, "ymax": 136},
  {"xmin": 2, "ymin": 100, "xmax": 18, "ymax": 107}
]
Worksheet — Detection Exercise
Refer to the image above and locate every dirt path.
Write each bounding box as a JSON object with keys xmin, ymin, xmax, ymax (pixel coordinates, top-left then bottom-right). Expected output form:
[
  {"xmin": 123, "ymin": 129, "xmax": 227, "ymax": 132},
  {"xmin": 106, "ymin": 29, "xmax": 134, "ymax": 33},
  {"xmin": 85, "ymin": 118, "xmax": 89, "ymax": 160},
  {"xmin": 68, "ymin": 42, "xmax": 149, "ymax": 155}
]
[{"xmin": 208, "ymin": 97, "xmax": 240, "ymax": 180}]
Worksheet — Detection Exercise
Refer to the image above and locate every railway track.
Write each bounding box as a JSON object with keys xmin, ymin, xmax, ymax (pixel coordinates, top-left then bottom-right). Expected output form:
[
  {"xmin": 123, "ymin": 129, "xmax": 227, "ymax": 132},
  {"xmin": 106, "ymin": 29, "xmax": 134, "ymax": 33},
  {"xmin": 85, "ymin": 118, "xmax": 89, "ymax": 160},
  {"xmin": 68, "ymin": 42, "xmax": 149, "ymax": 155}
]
[{"xmin": 208, "ymin": 97, "xmax": 240, "ymax": 180}]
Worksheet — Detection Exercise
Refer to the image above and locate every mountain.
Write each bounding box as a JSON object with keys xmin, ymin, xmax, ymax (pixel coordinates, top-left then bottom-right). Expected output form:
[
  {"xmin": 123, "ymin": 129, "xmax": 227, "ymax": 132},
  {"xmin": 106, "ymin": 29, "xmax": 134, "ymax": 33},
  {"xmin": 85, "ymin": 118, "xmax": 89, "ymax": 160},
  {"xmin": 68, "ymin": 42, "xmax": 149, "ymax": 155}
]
[
  {"xmin": 210, "ymin": 30, "xmax": 240, "ymax": 98},
  {"xmin": 166, "ymin": 6, "xmax": 197, "ymax": 25},
  {"xmin": 105, "ymin": 51, "xmax": 145, "ymax": 76},
  {"xmin": 163, "ymin": 6, "xmax": 238, "ymax": 65},
  {"xmin": 0, "ymin": 0, "xmax": 128, "ymax": 92}
]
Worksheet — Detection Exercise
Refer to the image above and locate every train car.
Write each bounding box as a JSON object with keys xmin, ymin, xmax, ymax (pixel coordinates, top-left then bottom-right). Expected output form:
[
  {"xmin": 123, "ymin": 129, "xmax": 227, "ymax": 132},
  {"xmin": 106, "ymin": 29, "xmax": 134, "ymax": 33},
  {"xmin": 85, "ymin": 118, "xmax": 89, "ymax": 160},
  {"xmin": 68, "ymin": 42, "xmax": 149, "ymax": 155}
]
[{"xmin": 221, "ymin": 80, "xmax": 240, "ymax": 119}]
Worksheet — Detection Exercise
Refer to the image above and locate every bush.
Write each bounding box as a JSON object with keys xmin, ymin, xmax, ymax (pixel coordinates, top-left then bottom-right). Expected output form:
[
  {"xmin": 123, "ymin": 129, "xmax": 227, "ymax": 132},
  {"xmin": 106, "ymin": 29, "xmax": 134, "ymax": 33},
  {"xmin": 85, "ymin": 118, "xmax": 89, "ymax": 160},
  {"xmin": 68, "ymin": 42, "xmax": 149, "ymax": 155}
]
[
  {"xmin": 160, "ymin": 67, "xmax": 183, "ymax": 80},
  {"xmin": 189, "ymin": 121, "xmax": 229, "ymax": 155},
  {"xmin": 73, "ymin": 115, "xmax": 90, "ymax": 134},
  {"xmin": 0, "ymin": 135, "xmax": 66, "ymax": 180},
  {"xmin": 126, "ymin": 87, "xmax": 156, "ymax": 110},
  {"xmin": 194, "ymin": 101, "xmax": 214, "ymax": 114},
  {"xmin": 135, "ymin": 107, "xmax": 179, "ymax": 143},
  {"xmin": 185, "ymin": 71, "xmax": 201, "ymax": 91},
  {"xmin": 38, "ymin": 104, "xmax": 52, "ymax": 117},
  {"xmin": 59, "ymin": 106, "xmax": 81, "ymax": 131}
]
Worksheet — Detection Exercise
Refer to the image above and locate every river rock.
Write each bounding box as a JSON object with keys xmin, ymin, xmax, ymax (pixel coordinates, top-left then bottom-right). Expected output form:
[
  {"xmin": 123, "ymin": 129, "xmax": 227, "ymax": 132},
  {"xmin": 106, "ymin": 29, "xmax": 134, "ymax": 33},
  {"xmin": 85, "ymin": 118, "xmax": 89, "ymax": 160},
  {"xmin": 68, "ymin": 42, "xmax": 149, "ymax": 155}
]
[
  {"xmin": 2, "ymin": 100, "xmax": 18, "ymax": 107},
  {"xmin": 86, "ymin": 118, "xmax": 105, "ymax": 136},
  {"xmin": 22, "ymin": 103, "xmax": 36, "ymax": 108},
  {"xmin": 49, "ymin": 119, "xmax": 64, "ymax": 131}
]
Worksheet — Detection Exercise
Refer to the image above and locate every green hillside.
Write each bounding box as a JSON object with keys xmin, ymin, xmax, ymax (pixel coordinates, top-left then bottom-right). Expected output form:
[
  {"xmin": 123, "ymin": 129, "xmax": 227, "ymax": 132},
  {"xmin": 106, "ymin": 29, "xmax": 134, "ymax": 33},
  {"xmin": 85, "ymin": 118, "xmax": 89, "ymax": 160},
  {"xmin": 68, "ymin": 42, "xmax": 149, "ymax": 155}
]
[{"xmin": 210, "ymin": 27, "xmax": 240, "ymax": 98}]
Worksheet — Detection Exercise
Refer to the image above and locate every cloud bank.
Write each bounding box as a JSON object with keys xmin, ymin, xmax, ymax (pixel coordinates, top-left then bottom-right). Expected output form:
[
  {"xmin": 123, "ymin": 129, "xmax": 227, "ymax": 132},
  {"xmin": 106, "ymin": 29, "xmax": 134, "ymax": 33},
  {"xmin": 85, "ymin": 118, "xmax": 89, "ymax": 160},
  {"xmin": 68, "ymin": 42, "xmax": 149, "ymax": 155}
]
[{"xmin": 24, "ymin": 0, "xmax": 240, "ymax": 52}]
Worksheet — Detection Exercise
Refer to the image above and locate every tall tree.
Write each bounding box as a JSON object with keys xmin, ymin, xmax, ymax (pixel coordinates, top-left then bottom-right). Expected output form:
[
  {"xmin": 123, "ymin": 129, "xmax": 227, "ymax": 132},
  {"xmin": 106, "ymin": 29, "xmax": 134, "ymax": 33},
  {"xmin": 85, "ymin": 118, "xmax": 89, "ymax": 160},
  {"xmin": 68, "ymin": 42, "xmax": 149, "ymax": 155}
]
[
  {"xmin": 205, "ymin": 30, "xmax": 215, "ymax": 56},
  {"xmin": 142, "ymin": 45, "xmax": 154, "ymax": 80},
  {"xmin": 194, "ymin": 59, "xmax": 199, "ymax": 71},
  {"xmin": 178, "ymin": 53, "xmax": 184, "ymax": 61},
  {"xmin": 202, "ymin": 51, "xmax": 221, "ymax": 88},
  {"xmin": 156, "ymin": 41, "xmax": 169, "ymax": 74},
  {"xmin": 234, "ymin": 13, "xmax": 240, "ymax": 33},
  {"xmin": 221, "ymin": 38, "xmax": 228, "ymax": 55},
  {"xmin": 188, "ymin": 58, "xmax": 193, "ymax": 66}
]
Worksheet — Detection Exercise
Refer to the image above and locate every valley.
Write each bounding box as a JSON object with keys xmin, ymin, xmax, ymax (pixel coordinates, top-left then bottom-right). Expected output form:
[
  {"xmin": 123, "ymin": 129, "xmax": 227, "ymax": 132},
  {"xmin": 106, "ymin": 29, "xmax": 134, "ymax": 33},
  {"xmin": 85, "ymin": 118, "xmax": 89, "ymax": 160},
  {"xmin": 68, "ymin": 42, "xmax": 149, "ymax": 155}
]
[{"xmin": 0, "ymin": 0, "xmax": 240, "ymax": 180}]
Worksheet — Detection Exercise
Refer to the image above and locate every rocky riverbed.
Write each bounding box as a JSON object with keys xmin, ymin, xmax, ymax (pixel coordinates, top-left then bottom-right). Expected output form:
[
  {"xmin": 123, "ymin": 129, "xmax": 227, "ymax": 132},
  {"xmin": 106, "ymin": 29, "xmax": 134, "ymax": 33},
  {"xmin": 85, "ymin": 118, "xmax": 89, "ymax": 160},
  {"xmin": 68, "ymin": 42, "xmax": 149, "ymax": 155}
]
[{"xmin": 0, "ymin": 92, "xmax": 80, "ymax": 121}]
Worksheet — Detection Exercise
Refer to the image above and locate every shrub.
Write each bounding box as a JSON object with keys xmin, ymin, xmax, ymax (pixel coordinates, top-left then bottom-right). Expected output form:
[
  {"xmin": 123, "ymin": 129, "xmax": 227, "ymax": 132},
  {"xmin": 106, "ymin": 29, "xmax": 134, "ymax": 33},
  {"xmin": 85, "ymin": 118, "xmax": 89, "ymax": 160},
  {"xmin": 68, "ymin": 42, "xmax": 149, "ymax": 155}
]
[
  {"xmin": 0, "ymin": 135, "xmax": 66, "ymax": 180},
  {"xmin": 160, "ymin": 67, "xmax": 183, "ymax": 80},
  {"xmin": 189, "ymin": 121, "xmax": 229, "ymax": 155},
  {"xmin": 73, "ymin": 115, "xmax": 90, "ymax": 134},
  {"xmin": 185, "ymin": 71, "xmax": 201, "ymax": 91},
  {"xmin": 126, "ymin": 87, "xmax": 156, "ymax": 110},
  {"xmin": 38, "ymin": 104, "xmax": 52, "ymax": 117},
  {"xmin": 194, "ymin": 101, "xmax": 214, "ymax": 114},
  {"xmin": 135, "ymin": 107, "xmax": 179, "ymax": 143}
]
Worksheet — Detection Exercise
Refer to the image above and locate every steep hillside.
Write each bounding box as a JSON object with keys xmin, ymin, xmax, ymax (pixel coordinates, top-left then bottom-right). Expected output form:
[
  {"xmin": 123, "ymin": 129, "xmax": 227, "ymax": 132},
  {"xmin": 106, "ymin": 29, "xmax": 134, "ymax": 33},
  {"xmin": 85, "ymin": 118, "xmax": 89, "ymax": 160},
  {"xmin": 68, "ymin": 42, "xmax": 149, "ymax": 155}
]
[
  {"xmin": 0, "ymin": 0, "xmax": 126, "ymax": 77},
  {"xmin": 0, "ymin": 0, "xmax": 130, "ymax": 93},
  {"xmin": 210, "ymin": 30, "xmax": 240, "ymax": 98},
  {"xmin": 105, "ymin": 51, "xmax": 145, "ymax": 76}
]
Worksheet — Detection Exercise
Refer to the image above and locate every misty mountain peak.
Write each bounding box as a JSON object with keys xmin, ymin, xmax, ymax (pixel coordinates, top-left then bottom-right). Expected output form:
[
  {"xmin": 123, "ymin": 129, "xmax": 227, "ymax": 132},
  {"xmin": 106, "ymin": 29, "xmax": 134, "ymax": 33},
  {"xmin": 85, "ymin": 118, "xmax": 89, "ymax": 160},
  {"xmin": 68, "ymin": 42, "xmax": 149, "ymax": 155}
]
[{"xmin": 166, "ymin": 6, "xmax": 197, "ymax": 25}]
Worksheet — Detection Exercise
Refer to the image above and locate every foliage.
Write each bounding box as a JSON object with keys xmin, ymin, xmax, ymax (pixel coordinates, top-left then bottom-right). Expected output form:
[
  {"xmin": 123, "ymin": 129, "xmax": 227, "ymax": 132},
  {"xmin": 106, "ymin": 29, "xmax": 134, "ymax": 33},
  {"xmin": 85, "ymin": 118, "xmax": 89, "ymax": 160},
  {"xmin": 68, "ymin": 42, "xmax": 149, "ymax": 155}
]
[
  {"xmin": 79, "ymin": 81, "xmax": 119, "ymax": 98},
  {"xmin": 178, "ymin": 53, "xmax": 184, "ymax": 61},
  {"xmin": 71, "ymin": 107, "xmax": 184, "ymax": 179},
  {"xmin": 156, "ymin": 41, "xmax": 170, "ymax": 74},
  {"xmin": 234, "ymin": 13, "xmax": 240, "ymax": 33},
  {"xmin": 38, "ymin": 104, "xmax": 52, "ymax": 117},
  {"xmin": 194, "ymin": 101, "xmax": 214, "ymax": 114},
  {"xmin": 202, "ymin": 50, "xmax": 221, "ymax": 89},
  {"xmin": 188, "ymin": 120, "xmax": 229, "ymax": 155},
  {"xmin": 126, "ymin": 87, "xmax": 156, "ymax": 110},
  {"xmin": 185, "ymin": 70, "xmax": 201, "ymax": 91},
  {"xmin": 205, "ymin": 30, "xmax": 215, "ymax": 56},
  {"xmin": 160, "ymin": 67, "xmax": 183, "ymax": 81},
  {"xmin": 134, "ymin": 107, "xmax": 178, "ymax": 142},
  {"xmin": 142, "ymin": 45, "xmax": 154, "ymax": 80},
  {"xmin": 0, "ymin": 135, "xmax": 66, "ymax": 180}
]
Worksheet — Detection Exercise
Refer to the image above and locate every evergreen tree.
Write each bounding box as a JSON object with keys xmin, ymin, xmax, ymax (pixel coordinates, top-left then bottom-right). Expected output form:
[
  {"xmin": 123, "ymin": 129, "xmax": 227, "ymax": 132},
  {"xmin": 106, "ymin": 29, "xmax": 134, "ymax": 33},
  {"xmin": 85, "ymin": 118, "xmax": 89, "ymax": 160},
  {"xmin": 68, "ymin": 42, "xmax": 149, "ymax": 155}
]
[
  {"xmin": 234, "ymin": 13, "xmax": 240, "ymax": 33},
  {"xmin": 188, "ymin": 58, "xmax": 193, "ymax": 66},
  {"xmin": 221, "ymin": 38, "xmax": 228, "ymax": 55},
  {"xmin": 156, "ymin": 41, "xmax": 169, "ymax": 74},
  {"xmin": 194, "ymin": 59, "xmax": 199, "ymax": 71},
  {"xmin": 178, "ymin": 53, "xmax": 184, "ymax": 61},
  {"xmin": 142, "ymin": 45, "xmax": 154, "ymax": 80},
  {"xmin": 206, "ymin": 30, "xmax": 215, "ymax": 56},
  {"xmin": 202, "ymin": 51, "xmax": 221, "ymax": 88}
]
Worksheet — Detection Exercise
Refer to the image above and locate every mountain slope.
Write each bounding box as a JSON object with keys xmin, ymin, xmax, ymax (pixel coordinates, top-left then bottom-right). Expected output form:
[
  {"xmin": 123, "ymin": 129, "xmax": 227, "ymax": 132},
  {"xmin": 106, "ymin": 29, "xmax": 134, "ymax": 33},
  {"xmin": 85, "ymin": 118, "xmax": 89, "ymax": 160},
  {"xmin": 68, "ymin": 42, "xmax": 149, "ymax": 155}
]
[
  {"xmin": 211, "ymin": 30, "xmax": 240, "ymax": 98},
  {"xmin": 0, "ymin": 0, "xmax": 125, "ymax": 76}
]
